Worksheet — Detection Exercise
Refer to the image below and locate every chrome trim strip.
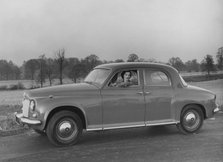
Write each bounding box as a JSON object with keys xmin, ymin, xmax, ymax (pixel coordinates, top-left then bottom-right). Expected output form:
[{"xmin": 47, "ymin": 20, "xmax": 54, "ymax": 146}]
[
  {"xmin": 86, "ymin": 121, "xmax": 181, "ymax": 131},
  {"xmin": 20, "ymin": 118, "xmax": 41, "ymax": 125},
  {"xmin": 103, "ymin": 124, "xmax": 145, "ymax": 130},
  {"xmin": 86, "ymin": 128, "xmax": 103, "ymax": 131},
  {"xmin": 15, "ymin": 113, "xmax": 41, "ymax": 125},
  {"xmin": 146, "ymin": 121, "xmax": 179, "ymax": 126}
]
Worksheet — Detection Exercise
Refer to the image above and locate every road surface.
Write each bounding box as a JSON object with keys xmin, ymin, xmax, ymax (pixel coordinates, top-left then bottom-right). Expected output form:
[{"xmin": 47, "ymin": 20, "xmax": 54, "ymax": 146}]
[{"xmin": 0, "ymin": 113, "xmax": 223, "ymax": 162}]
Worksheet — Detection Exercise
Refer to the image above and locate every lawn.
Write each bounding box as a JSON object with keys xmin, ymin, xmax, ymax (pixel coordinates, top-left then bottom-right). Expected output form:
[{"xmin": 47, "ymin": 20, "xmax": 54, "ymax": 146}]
[
  {"xmin": 0, "ymin": 78, "xmax": 78, "ymax": 90},
  {"xmin": 0, "ymin": 80, "xmax": 36, "ymax": 89},
  {"xmin": 0, "ymin": 90, "xmax": 24, "ymax": 105}
]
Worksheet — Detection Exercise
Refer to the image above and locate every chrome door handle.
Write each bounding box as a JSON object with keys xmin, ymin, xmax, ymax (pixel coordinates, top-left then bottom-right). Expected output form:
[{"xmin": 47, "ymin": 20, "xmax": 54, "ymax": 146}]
[
  {"xmin": 144, "ymin": 92, "xmax": 151, "ymax": 95},
  {"xmin": 137, "ymin": 92, "xmax": 151, "ymax": 95}
]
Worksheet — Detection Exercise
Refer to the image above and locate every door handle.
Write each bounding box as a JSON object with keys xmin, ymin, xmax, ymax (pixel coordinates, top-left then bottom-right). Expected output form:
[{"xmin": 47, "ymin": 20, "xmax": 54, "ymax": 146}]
[
  {"xmin": 144, "ymin": 92, "xmax": 151, "ymax": 95},
  {"xmin": 137, "ymin": 92, "xmax": 151, "ymax": 95},
  {"xmin": 137, "ymin": 92, "xmax": 144, "ymax": 95}
]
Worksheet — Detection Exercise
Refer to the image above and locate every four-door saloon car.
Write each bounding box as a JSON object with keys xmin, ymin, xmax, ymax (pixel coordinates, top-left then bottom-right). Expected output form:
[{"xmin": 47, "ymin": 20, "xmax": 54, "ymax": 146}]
[{"xmin": 15, "ymin": 62, "xmax": 220, "ymax": 146}]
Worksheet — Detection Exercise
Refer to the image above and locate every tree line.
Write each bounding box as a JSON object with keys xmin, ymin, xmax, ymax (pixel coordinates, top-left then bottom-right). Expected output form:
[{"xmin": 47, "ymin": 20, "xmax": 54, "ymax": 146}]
[{"xmin": 0, "ymin": 47, "xmax": 223, "ymax": 87}]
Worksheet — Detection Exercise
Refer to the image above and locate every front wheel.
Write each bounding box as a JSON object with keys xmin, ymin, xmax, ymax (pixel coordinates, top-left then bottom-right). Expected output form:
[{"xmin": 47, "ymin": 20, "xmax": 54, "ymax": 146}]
[
  {"xmin": 177, "ymin": 105, "xmax": 204, "ymax": 134},
  {"xmin": 46, "ymin": 111, "xmax": 83, "ymax": 146}
]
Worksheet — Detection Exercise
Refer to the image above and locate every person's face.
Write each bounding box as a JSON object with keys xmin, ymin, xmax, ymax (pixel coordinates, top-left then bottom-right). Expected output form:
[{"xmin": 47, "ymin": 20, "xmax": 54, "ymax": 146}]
[{"xmin": 124, "ymin": 72, "xmax": 131, "ymax": 82}]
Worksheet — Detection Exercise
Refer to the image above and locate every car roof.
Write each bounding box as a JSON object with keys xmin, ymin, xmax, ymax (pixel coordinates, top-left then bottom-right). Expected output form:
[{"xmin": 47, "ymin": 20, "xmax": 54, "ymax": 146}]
[{"xmin": 95, "ymin": 62, "xmax": 177, "ymax": 72}]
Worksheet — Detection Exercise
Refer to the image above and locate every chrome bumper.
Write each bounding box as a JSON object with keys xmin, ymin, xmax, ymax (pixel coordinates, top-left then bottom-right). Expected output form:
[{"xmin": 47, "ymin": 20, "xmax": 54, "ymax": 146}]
[
  {"xmin": 213, "ymin": 104, "xmax": 221, "ymax": 113},
  {"xmin": 15, "ymin": 113, "xmax": 41, "ymax": 125}
]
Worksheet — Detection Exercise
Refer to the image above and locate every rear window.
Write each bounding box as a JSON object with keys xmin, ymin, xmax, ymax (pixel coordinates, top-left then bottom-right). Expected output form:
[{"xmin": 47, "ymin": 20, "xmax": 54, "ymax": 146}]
[{"xmin": 144, "ymin": 69, "xmax": 171, "ymax": 86}]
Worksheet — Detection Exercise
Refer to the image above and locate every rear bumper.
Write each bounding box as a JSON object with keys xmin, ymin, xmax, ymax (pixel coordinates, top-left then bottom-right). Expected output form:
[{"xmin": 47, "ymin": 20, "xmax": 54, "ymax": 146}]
[{"xmin": 15, "ymin": 113, "xmax": 41, "ymax": 125}]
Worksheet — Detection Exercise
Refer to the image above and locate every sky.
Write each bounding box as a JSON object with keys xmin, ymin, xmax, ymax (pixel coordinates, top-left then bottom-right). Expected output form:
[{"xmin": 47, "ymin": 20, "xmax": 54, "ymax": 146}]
[{"xmin": 0, "ymin": 0, "xmax": 223, "ymax": 66}]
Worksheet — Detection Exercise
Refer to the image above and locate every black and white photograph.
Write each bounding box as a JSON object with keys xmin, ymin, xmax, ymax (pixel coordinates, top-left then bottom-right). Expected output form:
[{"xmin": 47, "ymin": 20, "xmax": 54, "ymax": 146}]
[{"xmin": 0, "ymin": 0, "xmax": 223, "ymax": 161}]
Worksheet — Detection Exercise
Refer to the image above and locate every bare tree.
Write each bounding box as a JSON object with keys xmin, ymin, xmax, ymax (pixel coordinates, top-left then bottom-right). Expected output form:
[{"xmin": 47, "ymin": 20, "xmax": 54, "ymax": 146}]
[
  {"xmin": 46, "ymin": 58, "xmax": 55, "ymax": 86},
  {"xmin": 55, "ymin": 49, "xmax": 65, "ymax": 85},
  {"xmin": 38, "ymin": 54, "xmax": 46, "ymax": 88},
  {"xmin": 69, "ymin": 63, "xmax": 86, "ymax": 83}
]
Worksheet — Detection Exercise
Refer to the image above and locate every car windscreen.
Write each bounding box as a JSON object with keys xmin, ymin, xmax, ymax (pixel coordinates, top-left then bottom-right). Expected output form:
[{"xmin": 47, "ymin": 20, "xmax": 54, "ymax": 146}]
[{"xmin": 84, "ymin": 68, "xmax": 111, "ymax": 87}]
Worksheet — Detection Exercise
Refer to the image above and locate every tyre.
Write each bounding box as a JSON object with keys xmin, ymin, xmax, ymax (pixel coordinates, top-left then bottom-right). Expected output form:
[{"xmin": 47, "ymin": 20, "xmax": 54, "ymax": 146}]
[
  {"xmin": 46, "ymin": 110, "xmax": 83, "ymax": 146},
  {"xmin": 177, "ymin": 105, "xmax": 204, "ymax": 134}
]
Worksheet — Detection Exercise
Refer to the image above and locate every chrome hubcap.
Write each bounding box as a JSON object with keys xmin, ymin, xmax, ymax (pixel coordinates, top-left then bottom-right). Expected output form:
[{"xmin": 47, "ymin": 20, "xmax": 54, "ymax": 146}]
[
  {"xmin": 183, "ymin": 111, "xmax": 200, "ymax": 130},
  {"xmin": 56, "ymin": 119, "xmax": 78, "ymax": 141},
  {"xmin": 59, "ymin": 122, "xmax": 72, "ymax": 135},
  {"xmin": 185, "ymin": 113, "xmax": 196, "ymax": 124}
]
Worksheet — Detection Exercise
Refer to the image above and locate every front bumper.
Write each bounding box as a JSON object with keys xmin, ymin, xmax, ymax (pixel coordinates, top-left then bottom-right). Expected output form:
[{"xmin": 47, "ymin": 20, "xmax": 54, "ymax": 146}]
[
  {"xmin": 213, "ymin": 104, "xmax": 221, "ymax": 114},
  {"xmin": 15, "ymin": 113, "xmax": 41, "ymax": 125}
]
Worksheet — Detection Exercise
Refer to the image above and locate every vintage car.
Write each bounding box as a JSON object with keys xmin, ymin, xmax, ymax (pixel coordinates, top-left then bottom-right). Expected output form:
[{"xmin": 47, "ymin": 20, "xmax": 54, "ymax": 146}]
[{"xmin": 15, "ymin": 62, "xmax": 220, "ymax": 146}]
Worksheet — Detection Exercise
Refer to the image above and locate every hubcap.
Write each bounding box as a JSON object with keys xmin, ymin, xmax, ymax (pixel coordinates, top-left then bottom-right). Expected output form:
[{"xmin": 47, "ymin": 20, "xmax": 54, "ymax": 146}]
[
  {"xmin": 185, "ymin": 113, "xmax": 196, "ymax": 123},
  {"xmin": 183, "ymin": 111, "xmax": 200, "ymax": 131},
  {"xmin": 59, "ymin": 122, "xmax": 72, "ymax": 134},
  {"xmin": 56, "ymin": 119, "xmax": 78, "ymax": 142}
]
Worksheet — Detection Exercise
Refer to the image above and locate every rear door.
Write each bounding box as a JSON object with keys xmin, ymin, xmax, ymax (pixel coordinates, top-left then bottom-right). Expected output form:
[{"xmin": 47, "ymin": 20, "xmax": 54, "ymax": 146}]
[{"xmin": 143, "ymin": 68, "xmax": 175, "ymax": 125}]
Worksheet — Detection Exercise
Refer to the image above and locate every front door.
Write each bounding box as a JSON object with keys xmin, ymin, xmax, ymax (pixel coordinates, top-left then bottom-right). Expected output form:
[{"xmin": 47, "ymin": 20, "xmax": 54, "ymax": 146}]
[{"xmin": 101, "ymin": 69, "xmax": 146, "ymax": 129}]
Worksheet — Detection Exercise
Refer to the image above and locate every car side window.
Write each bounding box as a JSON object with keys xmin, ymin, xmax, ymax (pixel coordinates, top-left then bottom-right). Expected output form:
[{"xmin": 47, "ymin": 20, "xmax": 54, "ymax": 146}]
[
  {"xmin": 108, "ymin": 70, "xmax": 139, "ymax": 88},
  {"xmin": 144, "ymin": 69, "xmax": 171, "ymax": 86}
]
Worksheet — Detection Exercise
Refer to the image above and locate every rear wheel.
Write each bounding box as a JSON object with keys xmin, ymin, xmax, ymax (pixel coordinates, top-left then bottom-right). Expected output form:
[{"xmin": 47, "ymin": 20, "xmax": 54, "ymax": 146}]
[
  {"xmin": 177, "ymin": 105, "xmax": 204, "ymax": 134},
  {"xmin": 46, "ymin": 110, "xmax": 83, "ymax": 146}
]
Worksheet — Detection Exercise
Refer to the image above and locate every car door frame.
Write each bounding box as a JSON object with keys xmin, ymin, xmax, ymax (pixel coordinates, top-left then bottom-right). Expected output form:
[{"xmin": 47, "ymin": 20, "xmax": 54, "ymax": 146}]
[
  {"xmin": 100, "ymin": 68, "xmax": 146, "ymax": 130},
  {"xmin": 142, "ymin": 67, "xmax": 177, "ymax": 126}
]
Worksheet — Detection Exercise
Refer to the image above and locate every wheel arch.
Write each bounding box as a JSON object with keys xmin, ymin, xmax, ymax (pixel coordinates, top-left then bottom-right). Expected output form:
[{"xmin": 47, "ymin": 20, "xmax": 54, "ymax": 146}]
[
  {"xmin": 44, "ymin": 106, "xmax": 87, "ymax": 130},
  {"xmin": 181, "ymin": 103, "xmax": 207, "ymax": 119}
]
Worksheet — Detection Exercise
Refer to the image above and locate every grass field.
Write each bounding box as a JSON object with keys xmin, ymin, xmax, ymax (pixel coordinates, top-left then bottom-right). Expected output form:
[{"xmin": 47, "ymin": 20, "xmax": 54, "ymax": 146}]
[
  {"xmin": 0, "ymin": 80, "xmax": 37, "ymax": 89},
  {"xmin": 0, "ymin": 90, "xmax": 24, "ymax": 105},
  {"xmin": 0, "ymin": 78, "xmax": 80, "ymax": 90}
]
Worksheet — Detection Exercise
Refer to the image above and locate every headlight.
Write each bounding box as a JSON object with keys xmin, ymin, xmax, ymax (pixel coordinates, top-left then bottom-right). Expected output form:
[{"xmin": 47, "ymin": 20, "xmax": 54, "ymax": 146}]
[{"xmin": 30, "ymin": 100, "xmax": 36, "ymax": 111}]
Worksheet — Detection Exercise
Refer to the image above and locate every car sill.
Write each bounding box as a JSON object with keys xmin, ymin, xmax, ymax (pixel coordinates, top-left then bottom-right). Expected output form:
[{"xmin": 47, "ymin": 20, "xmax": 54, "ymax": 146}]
[
  {"xmin": 86, "ymin": 121, "xmax": 179, "ymax": 132},
  {"xmin": 103, "ymin": 124, "xmax": 146, "ymax": 130},
  {"xmin": 86, "ymin": 124, "xmax": 145, "ymax": 131},
  {"xmin": 146, "ymin": 121, "xmax": 179, "ymax": 126}
]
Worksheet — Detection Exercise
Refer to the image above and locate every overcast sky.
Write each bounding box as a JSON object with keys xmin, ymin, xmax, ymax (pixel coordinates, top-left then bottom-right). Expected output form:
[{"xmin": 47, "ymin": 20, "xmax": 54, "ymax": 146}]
[{"xmin": 0, "ymin": 0, "xmax": 223, "ymax": 65}]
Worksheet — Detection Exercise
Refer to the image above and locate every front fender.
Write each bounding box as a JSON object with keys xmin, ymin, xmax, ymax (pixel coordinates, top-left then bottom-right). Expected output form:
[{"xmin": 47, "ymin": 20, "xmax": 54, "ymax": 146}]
[
  {"xmin": 33, "ymin": 96, "xmax": 86, "ymax": 130},
  {"xmin": 33, "ymin": 90, "xmax": 102, "ymax": 131}
]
